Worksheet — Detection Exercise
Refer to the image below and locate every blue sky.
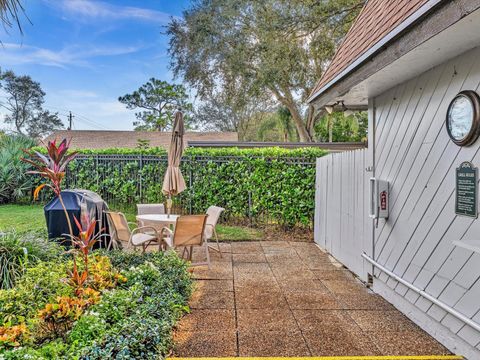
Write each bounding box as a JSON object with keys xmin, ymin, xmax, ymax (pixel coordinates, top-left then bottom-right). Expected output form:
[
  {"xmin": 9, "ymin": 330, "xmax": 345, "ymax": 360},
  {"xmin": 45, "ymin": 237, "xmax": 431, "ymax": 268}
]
[{"xmin": 0, "ymin": 0, "xmax": 191, "ymax": 131}]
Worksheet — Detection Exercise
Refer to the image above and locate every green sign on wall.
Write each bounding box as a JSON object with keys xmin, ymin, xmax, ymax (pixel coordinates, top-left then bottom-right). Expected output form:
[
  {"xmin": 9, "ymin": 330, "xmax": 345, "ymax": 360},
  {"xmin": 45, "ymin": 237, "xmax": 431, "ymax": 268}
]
[{"xmin": 455, "ymin": 161, "xmax": 478, "ymax": 218}]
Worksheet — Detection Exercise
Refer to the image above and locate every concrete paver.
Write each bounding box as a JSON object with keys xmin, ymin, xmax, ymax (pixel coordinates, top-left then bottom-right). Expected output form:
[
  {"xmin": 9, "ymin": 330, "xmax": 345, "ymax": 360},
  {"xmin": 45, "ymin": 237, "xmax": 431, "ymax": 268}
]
[{"xmin": 172, "ymin": 241, "xmax": 450, "ymax": 357}]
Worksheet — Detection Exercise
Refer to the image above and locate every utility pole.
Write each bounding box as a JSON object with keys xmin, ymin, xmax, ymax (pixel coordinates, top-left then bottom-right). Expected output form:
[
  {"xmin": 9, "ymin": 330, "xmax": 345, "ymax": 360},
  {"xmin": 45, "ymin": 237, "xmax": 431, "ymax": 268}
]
[{"xmin": 67, "ymin": 111, "xmax": 74, "ymax": 130}]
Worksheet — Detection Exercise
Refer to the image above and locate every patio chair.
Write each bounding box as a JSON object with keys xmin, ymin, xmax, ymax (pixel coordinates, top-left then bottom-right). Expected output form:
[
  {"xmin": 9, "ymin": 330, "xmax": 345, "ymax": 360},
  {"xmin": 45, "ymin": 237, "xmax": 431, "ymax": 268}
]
[
  {"xmin": 160, "ymin": 214, "xmax": 210, "ymax": 268},
  {"xmin": 136, "ymin": 203, "xmax": 165, "ymax": 226},
  {"xmin": 105, "ymin": 211, "xmax": 162, "ymax": 252},
  {"xmin": 205, "ymin": 206, "xmax": 225, "ymax": 255}
]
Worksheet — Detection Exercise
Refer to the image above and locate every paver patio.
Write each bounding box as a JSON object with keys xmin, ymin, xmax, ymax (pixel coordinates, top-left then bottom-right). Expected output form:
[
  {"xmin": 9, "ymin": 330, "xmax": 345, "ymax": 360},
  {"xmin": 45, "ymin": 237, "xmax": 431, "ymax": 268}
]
[{"xmin": 172, "ymin": 241, "xmax": 451, "ymax": 357}]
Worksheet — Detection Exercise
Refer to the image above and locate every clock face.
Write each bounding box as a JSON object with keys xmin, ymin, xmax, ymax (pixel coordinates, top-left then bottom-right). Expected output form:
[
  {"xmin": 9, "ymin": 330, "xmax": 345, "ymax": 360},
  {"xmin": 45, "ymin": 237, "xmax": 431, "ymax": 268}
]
[
  {"xmin": 446, "ymin": 91, "xmax": 480, "ymax": 146},
  {"xmin": 447, "ymin": 95, "xmax": 474, "ymax": 142}
]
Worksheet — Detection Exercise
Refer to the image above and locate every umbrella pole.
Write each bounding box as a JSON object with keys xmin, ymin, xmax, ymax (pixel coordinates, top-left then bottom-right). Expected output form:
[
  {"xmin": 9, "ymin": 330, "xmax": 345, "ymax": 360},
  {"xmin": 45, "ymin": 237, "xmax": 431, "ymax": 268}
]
[{"xmin": 167, "ymin": 194, "xmax": 172, "ymax": 218}]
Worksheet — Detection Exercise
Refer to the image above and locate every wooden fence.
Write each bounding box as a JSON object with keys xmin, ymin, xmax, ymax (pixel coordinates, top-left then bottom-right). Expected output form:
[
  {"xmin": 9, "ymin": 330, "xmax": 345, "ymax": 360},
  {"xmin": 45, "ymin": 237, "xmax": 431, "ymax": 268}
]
[{"xmin": 315, "ymin": 149, "xmax": 371, "ymax": 280}]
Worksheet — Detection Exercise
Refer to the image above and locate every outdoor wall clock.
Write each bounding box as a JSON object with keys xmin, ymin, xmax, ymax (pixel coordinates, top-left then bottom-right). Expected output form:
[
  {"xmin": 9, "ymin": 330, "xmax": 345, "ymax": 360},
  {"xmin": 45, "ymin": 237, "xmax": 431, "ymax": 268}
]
[{"xmin": 446, "ymin": 90, "xmax": 480, "ymax": 146}]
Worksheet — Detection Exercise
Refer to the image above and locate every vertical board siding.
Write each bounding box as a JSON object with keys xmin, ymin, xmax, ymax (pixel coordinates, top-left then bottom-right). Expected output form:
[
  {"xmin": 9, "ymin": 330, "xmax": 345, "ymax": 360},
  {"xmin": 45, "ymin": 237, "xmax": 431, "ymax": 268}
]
[
  {"xmin": 373, "ymin": 46, "xmax": 480, "ymax": 347},
  {"xmin": 315, "ymin": 149, "xmax": 369, "ymax": 280}
]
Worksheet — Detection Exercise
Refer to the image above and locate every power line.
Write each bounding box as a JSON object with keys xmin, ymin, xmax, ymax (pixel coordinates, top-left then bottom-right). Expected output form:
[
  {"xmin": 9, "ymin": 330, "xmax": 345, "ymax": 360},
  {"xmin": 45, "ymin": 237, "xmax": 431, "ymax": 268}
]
[
  {"xmin": 43, "ymin": 104, "xmax": 110, "ymax": 130},
  {"xmin": 0, "ymin": 97, "xmax": 111, "ymax": 130}
]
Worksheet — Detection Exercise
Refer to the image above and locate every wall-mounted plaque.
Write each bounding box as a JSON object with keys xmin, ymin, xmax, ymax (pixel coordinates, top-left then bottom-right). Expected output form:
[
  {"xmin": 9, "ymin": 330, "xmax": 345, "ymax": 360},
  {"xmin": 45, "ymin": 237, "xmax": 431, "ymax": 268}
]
[{"xmin": 455, "ymin": 161, "xmax": 478, "ymax": 218}]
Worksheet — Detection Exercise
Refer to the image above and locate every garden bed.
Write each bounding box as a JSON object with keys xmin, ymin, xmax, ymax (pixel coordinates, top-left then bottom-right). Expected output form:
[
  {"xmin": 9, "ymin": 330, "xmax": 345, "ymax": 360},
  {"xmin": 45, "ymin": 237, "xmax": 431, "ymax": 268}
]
[{"xmin": 0, "ymin": 231, "xmax": 193, "ymax": 359}]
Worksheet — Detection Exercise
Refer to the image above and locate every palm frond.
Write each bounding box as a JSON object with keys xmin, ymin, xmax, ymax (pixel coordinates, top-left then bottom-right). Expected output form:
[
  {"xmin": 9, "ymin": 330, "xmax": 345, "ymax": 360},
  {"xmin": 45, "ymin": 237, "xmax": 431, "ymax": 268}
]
[{"xmin": 0, "ymin": 0, "xmax": 27, "ymax": 34}]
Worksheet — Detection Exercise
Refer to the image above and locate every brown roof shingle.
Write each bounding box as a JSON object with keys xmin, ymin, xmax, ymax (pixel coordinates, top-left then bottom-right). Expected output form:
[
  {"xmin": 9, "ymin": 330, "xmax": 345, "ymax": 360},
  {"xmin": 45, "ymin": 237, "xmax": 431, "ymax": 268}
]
[
  {"xmin": 310, "ymin": 0, "xmax": 429, "ymax": 99},
  {"xmin": 43, "ymin": 130, "xmax": 238, "ymax": 150}
]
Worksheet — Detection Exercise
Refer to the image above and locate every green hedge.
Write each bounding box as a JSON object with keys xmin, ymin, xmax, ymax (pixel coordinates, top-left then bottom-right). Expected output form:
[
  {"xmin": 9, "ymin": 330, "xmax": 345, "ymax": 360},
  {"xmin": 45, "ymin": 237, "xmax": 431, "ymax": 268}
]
[
  {"xmin": 31, "ymin": 145, "xmax": 326, "ymax": 158},
  {"xmin": 49, "ymin": 147, "xmax": 327, "ymax": 227}
]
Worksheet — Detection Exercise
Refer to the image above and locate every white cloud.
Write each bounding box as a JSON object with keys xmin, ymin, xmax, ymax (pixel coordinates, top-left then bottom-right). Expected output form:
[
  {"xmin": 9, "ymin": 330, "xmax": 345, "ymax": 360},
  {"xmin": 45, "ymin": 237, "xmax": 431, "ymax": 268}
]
[
  {"xmin": 43, "ymin": 0, "xmax": 174, "ymax": 25},
  {"xmin": 0, "ymin": 42, "xmax": 143, "ymax": 68}
]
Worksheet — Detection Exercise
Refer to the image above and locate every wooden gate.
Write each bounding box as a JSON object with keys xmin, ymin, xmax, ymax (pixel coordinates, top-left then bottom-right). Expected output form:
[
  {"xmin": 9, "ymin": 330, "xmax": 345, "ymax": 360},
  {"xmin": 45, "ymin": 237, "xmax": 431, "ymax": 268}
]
[{"xmin": 314, "ymin": 149, "xmax": 371, "ymax": 280}]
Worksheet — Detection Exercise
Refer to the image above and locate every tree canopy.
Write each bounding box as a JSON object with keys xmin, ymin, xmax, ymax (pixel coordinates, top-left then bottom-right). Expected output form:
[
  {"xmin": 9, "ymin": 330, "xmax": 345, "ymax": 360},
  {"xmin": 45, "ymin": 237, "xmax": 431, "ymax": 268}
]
[
  {"xmin": 314, "ymin": 111, "xmax": 367, "ymax": 142},
  {"xmin": 167, "ymin": 0, "xmax": 364, "ymax": 141},
  {"xmin": 119, "ymin": 78, "xmax": 193, "ymax": 131},
  {"xmin": 0, "ymin": 70, "xmax": 63, "ymax": 138}
]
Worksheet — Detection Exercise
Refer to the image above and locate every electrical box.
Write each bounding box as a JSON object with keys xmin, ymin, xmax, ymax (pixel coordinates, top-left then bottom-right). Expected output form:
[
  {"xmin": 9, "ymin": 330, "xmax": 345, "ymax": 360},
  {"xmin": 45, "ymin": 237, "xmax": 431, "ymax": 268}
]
[{"xmin": 369, "ymin": 178, "xmax": 389, "ymax": 219}]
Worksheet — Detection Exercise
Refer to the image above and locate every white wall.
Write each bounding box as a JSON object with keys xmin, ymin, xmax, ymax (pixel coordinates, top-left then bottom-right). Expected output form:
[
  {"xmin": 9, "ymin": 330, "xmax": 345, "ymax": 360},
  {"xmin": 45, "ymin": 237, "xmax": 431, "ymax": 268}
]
[{"xmin": 372, "ymin": 45, "xmax": 480, "ymax": 357}]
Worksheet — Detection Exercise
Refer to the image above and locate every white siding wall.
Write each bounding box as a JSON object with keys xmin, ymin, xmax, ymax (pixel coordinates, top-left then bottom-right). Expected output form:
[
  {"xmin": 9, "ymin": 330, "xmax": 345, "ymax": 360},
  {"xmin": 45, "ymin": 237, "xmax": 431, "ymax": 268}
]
[{"xmin": 372, "ymin": 45, "xmax": 480, "ymax": 354}]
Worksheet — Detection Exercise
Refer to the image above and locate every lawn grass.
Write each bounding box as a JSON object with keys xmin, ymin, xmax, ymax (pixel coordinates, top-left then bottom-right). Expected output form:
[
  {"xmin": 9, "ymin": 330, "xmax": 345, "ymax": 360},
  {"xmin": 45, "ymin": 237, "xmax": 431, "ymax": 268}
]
[
  {"xmin": 216, "ymin": 224, "xmax": 263, "ymax": 241},
  {"xmin": 0, "ymin": 204, "xmax": 263, "ymax": 241},
  {"xmin": 0, "ymin": 204, "xmax": 47, "ymax": 233}
]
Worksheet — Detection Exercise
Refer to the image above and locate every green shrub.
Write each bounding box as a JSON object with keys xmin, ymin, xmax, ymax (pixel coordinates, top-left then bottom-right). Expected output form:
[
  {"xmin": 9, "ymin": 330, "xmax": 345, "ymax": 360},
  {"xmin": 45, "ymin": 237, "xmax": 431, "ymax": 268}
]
[
  {"xmin": 0, "ymin": 261, "xmax": 72, "ymax": 325},
  {"xmin": 0, "ymin": 134, "xmax": 37, "ymax": 204},
  {"xmin": 83, "ymin": 314, "xmax": 173, "ymax": 359},
  {"xmin": 62, "ymin": 147, "xmax": 325, "ymax": 227},
  {"xmin": 68, "ymin": 314, "xmax": 107, "ymax": 351},
  {"xmin": 1, "ymin": 339, "xmax": 70, "ymax": 360},
  {"xmin": 0, "ymin": 231, "xmax": 64, "ymax": 289}
]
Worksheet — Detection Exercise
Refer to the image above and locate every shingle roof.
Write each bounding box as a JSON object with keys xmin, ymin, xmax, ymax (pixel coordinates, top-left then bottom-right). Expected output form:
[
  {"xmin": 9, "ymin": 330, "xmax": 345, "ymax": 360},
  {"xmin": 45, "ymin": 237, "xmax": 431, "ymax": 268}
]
[
  {"xmin": 43, "ymin": 130, "xmax": 238, "ymax": 150},
  {"xmin": 310, "ymin": 0, "xmax": 429, "ymax": 99}
]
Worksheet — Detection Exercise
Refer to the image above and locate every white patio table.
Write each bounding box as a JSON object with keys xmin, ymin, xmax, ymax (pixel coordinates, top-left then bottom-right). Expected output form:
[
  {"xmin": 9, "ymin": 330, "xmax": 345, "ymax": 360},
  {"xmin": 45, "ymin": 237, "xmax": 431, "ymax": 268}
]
[
  {"xmin": 136, "ymin": 214, "xmax": 180, "ymax": 248},
  {"xmin": 136, "ymin": 214, "xmax": 179, "ymax": 227}
]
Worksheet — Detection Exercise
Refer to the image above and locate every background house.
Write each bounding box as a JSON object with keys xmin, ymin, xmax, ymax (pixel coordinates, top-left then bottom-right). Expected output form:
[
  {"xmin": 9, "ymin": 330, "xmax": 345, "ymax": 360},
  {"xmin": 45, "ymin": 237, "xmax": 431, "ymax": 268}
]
[
  {"xmin": 43, "ymin": 130, "xmax": 238, "ymax": 150},
  {"xmin": 310, "ymin": 1, "xmax": 480, "ymax": 358}
]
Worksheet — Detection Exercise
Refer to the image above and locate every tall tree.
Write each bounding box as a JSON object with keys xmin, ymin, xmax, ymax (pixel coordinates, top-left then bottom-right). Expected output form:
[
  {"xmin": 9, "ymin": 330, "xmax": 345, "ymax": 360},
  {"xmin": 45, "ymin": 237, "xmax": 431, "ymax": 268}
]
[
  {"xmin": 258, "ymin": 107, "xmax": 297, "ymax": 142},
  {"xmin": 314, "ymin": 111, "xmax": 367, "ymax": 142},
  {"xmin": 0, "ymin": 70, "xmax": 63, "ymax": 138},
  {"xmin": 193, "ymin": 94, "xmax": 240, "ymax": 132},
  {"xmin": 193, "ymin": 91, "xmax": 275, "ymax": 139},
  {"xmin": 167, "ymin": 0, "xmax": 363, "ymax": 142},
  {"xmin": 119, "ymin": 78, "xmax": 193, "ymax": 131}
]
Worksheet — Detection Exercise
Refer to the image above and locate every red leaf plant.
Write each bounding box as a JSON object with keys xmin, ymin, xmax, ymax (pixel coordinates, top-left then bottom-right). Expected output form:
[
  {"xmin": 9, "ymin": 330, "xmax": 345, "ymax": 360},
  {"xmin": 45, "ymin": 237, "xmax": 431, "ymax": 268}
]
[
  {"xmin": 22, "ymin": 138, "xmax": 78, "ymax": 236},
  {"xmin": 22, "ymin": 138, "xmax": 100, "ymax": 296},
  {"xmin": 68, "ymin": 215, "xmax": 103, "ymax": 295}
]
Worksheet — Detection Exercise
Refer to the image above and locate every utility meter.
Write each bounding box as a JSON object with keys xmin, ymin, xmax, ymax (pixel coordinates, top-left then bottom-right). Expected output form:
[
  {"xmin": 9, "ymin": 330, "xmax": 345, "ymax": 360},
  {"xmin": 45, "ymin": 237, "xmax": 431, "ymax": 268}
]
[{"xmin": 369, "ymin": 178, "xmax": 389, "ymax": 219}]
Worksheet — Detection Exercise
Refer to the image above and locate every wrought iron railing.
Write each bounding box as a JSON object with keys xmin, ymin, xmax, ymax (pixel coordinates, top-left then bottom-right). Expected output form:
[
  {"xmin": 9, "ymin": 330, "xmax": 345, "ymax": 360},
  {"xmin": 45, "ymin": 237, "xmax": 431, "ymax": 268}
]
[{"xmin": 64, "ymin": 154, "xmax": 316, "ymax": 228}]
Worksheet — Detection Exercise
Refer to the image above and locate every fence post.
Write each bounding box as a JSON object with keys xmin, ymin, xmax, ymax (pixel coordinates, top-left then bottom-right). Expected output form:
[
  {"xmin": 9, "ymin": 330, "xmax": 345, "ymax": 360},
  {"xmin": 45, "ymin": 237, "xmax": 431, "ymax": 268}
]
[
  {"xmin": 96, "ymin": 155, "xmax": 99, "ymax": 191},
  {"xmin": 189, "ymin": 157, "xmax": 193, "ymax": 215},
  {"xmin": 139, "ymin": 154, "xmax": 143, "ymax": 202}
]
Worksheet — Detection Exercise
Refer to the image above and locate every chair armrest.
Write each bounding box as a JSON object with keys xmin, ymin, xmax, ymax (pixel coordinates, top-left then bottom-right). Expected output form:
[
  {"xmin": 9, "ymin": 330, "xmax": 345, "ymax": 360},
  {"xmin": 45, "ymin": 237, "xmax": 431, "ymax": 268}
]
[
  {"xmin": 132, "ymin": 226, "xmax": 159, "ymax": 236},
  {"xmin": 160, "ymin": 226, "xmax": 173, "ymax": 237}
]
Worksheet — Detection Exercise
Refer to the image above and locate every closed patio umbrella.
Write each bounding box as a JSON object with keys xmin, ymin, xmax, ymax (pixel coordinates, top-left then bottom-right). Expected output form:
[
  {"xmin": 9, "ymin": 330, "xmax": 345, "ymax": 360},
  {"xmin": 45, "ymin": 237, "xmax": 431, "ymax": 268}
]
[{"xmin": 162, "ymin": 111, "xmax": 186, "ymax": 216}]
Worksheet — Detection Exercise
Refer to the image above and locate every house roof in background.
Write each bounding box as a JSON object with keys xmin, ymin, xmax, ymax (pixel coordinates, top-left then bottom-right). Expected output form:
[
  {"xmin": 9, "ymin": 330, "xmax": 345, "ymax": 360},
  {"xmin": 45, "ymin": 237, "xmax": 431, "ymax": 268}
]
[
  {"xmin": 43, "ymin": 130, "xmax": 238, "ymax": 150},
  {"xmin": 309, "ymin": 0, "xmax": 430, "ymax": 100}
]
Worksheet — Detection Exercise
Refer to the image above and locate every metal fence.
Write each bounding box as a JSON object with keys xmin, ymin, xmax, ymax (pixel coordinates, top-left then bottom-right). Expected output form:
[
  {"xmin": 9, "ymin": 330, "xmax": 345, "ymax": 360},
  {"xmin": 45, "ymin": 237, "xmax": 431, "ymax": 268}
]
[{"xmin": 65, "ymin": 154, "xmax": 316, "ymax": 227}]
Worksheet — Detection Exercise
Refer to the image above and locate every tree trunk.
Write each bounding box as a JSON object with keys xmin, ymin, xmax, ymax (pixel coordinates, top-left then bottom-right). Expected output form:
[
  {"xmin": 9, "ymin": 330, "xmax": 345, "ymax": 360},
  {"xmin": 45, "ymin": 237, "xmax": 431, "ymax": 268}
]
[
  {"xmin": 287, "ymin": 103, "xmax": 311, "ymax": 142},
  {"xmin": 328, "ymin": 116, "xmax": 333, "ymax": 143},
  {"xmin": 270, "ymin": 87, "xmax": 312, "ymax": 142}
]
